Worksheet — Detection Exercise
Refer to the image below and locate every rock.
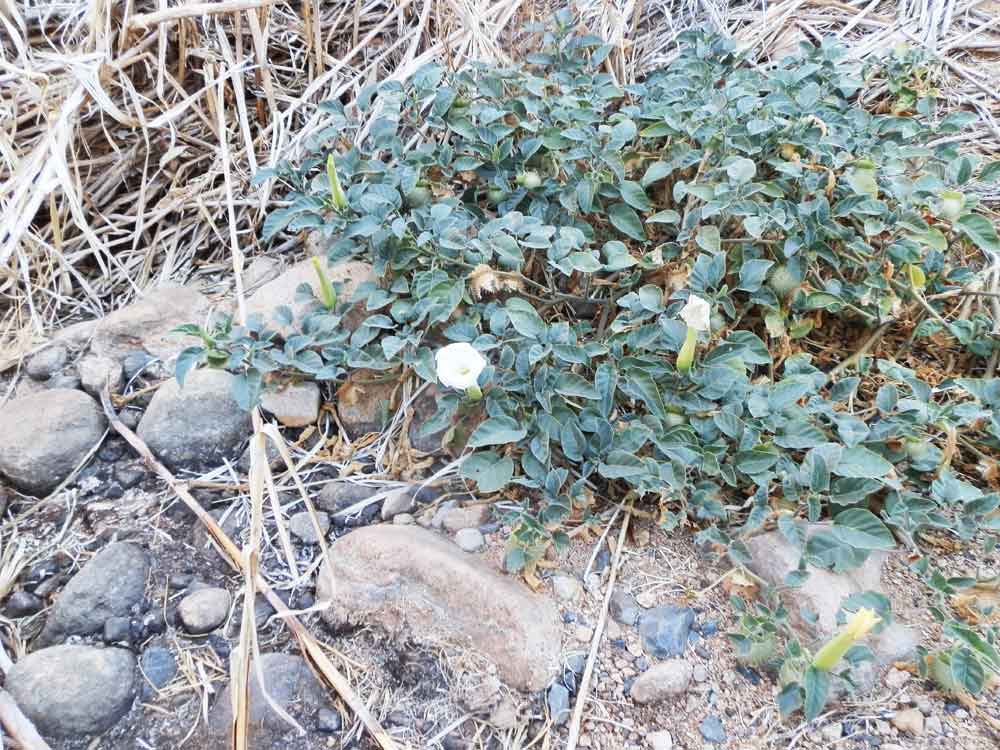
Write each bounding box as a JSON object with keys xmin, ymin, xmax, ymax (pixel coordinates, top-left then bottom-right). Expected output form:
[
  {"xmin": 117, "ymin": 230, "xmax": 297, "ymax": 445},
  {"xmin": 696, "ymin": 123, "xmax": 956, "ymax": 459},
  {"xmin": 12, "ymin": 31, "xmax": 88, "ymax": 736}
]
[
  {"xmin": 53, "ymin": 319, "xmax": 99, "ymax": 349},
  {"xmin": 380, "ymin": 487, "xmax": 415, "ymax": 520},
  {"xmin": 336, "ymin": 369, "xmax": 398, "ymax": 438},
  {"xmin": 610, "ymin": 590, "xmax": 642, "ymax": 626},
  {"xmin": 7, "ymin": 645, "xmax": 136, "ymax": 737},
  {"xmin": 886, "ymin": 667, "xmax": 911, "ymax": 690},
  {"xmin": 317, "ymin": 525, "xmax": 561, "ymax": 691},
  {"xmin": 699, "ymin": 714, "xmax": 726, "ymax": 744},
  {"xmin": 821, "ymin": 722, "xmax": 843, "ymax": 742},
  {"xmin": 78, "ymin": 354, "xmax": 124, "ymax": 397},
  {"xmin": 260, "ymin": 381, "xmax": 321, "ymax": 427},
  {"xmin": 90, "ymin": 285, "xmax": 218, "ymax": 366},
  {"xmin": 317, "ymin": 707, "xmax": 343, "ymax": 733},
  {"xmin": 552, "ymin": 575, "xmax": 582, "ymax": 603},
  {"xmin": 137, "ymin": 369, "xmax": 250, "ymax": 471},
  {"xmin": 0, "ymin": 389, "xmax": 107, "ymax": 496},
  {"xmin": 178, "ymin": 587, "xmax": 231, "ymax": 634},
  {"xmin": 647, "ymin": 730, "xmax": 673, "ymax": 750},
  {"xmin": 638, "ymin": 606, "xmax": 695, "ymax": 659},
  {"xmin": 236, "ymin": 438, "xmax": 284, "ymax": 473},
  {"xmin": 925, "ymin": 715, "xmax": 942, "ymax": 734},
  {"xmin": 547, "ymin": 683, "xmax": 570, "ymax": 726},
  {"xmin": 455, "ymin": 528, "xmax": 485, "ymax": 552},
  {"xmin": 103, "ymin": 616, "xmax": 131, "ymax": 644},
  {"xmin": 38, "ymin": 542, "xmax": 149, "ymax": 644},
  {"xmin": 891, "ymin": 708, "xmax": 924, "ymax": 736},
  {"xmin": 442, "ymin": 504, "xmax": 491, "ymax": 532},
  {"xmin": 26, "ymin": 343, "xmax": 68, "ymax": 380},
  {"xmin": 746, "ymin": 524, "xmax": 917, "ymax": 668},
  {"xmin": 5, "ymin": 591, "xmax": 44, "ymax": 618},
  {"xmin": 122, "ymin": 351, "xmax": 157, "ymax": 380},
  {"xmin": 489, "ymin": 695, "xmax": 520, "ymax": 730},
  {"xmin": 692, "ymin": 664, "xmax": 708, "ymax": 683},
  {"xmin": 288, "ymin": 510, "xmax": 330, "ymax": 543},
  {"xmin": 629, "ymin": 660, "xmax": 693, "ymax": 704},
  {"xmin": 393, "ymin": 513, "xmax": 415, "ymax": 525},
  {"xmin": 139, "ymin": 646, "xmax": 177, "ymax": 692},
  {"xmin": 245, "ymin": 257, "xmax": 375, "ymax": 338},
  {"xmin": 207, "ymin": 653, "xmax": 329, "ymax": 742},
  {"xmin": 316, "ymin": 481, "xmax": 382, "ymax": 526}
]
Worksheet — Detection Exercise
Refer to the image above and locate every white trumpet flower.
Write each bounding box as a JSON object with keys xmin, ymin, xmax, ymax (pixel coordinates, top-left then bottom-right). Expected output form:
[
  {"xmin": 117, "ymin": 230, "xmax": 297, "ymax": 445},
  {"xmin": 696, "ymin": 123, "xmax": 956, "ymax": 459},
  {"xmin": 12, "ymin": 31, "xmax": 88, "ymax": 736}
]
[
  {"xmin": 677, "ymin": 294, "xmax": 712, "ymax": 374},
  {"xmin": 435, "ymin": 342, "xmax": 487, "ymax": 400}
]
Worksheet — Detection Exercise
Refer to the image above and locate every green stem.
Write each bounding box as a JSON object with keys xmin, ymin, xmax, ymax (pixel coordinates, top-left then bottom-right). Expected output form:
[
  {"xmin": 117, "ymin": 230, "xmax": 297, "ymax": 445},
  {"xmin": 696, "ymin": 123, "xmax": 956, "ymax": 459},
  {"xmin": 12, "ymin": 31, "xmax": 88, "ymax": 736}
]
[{"xmin": 677, "ymin": 326, "xmax": 698, "ymax": 374}]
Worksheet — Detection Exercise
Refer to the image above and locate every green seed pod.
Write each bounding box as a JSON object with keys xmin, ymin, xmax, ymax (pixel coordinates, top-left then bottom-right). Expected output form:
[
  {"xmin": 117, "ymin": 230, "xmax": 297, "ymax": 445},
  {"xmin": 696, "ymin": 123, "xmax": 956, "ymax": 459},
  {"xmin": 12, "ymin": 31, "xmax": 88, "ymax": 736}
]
[
  {"xmin": 487, "ymin": 188, "xmax": 507, "ymax": 205},
  {"xmin": 404, "ymin": 186, "xmax": 432, "ymax": 208},
  {"xmin": 516, "ymin": 170, "xmax": 542, "ymax": 190},
  {"xmin": 767, "ymin": 264, "xmax": 800, "ymax": 299}
]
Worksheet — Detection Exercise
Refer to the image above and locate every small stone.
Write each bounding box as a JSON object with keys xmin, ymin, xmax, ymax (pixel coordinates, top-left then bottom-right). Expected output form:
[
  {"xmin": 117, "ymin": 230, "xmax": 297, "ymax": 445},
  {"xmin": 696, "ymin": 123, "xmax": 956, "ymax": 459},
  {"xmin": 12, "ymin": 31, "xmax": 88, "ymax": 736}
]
[
  {"xmin": 39, "ymin": 542, "xmax": 149, "ymax": 645},
  {"xmin": 0, "ymin": 389, "xmax": 107, "ymax": 496},
  {"xmin": 139, "ymin": 646, "xmax": 177, "ymax": 692},
  {"xmin": 98, "ymin": 438, "xmax": 126, "ymax": 462},
  {"xmin": 699, "ymin": 714, "xmax": 726, "ymax": 744},
  {"xmin": 317, "ymin": 707, "xmax": 343, "ymax": 733},
  {"xmin": 4, "ymin": 591, "xmax": 44, "ymax": 618},
  {"xmin": 489, "ymin": 695, "xmax": 519, "ymax": 730},
  {"xmin": 574, "ymin": 625, "xmax": 594, "ymax": 643},
  {"xmin": 647, "ymin": 730, "xmax": 673, "ymax": 750},
  {"xmin": 6, "ymin": 644, "xmax": 137, "ymax": 737},
  {"xmin": 629, "ymin": 660, "xmax": 693, "ymax": 704},
  {"xmin": 700, "ymin": 620, "xmax": 718, "ymax": 637},
  {"xmin": 821, "ymin": 722, "xmax": 843, "ymax": 742},
  {"xmin": 103, "ymin": 616, "xmax": 131, "ymax": 644},
  {"xmin": 288, "ymin": 511, "xmax": 330, "ymax": 543},
  {"xmin": 891, "ymin": 708, "xmax": 924, "ymax": 736},
  {"xmin": 553, "ymin": 575, "xmax": 583, "ymax": 603},
  {"xmin": 915, "ymin": 696, "xmax": 932, "ymax": 715},
  {"xmin": 638, "ymin": 605, "xmax": 695, "ymax": 658},
  {"xmin": 954, "ymin": 708, "xmax": 969, "ymax": 719},
  {"xmin": 692, "ymin": 664, "xmax": 708, "ymax": 683},
  {"xmin": 393, "ymin": 513, "xmax": 414, "ymax": 525},
  {"xmin": 606, "ymin": 619, "xmax": 623, "ymax": 641},
  {"xmin": 547, "ymin": 683, "xmax": 570, "ymax": 726},
  {"xmin": 260, "ymin": 381, "xmax": 321, "ymax": 427},
  {"xmin": 177, "ymin": 587, "xmax": 231, "ymax": 634},
  {"xmin": 442, "ymin": 504, "xmax": 491, "ymax": 532},
  {"xmin": 886, "ymin": 668, "xmax": 911, "ymax": 690},
  {"xmin": 122, "ymin": 352, "xmax": 156, "ymax": 381},
  {"xmin": 924, "ymin": 715, "xmax": 942, "ymax": 734},
  {"xmin": 610, "ymin": 590, "xmax": 642, "ymax": 626},
  {"xmin": 565, "ymin": 653, "xmax": 587, "ymax": 675},
  {"xmin": 78, "ymin": 355, "xmax": 124, "ymax": 397},
  {"xmin": 26, "ymin": 343, "xmax": 69, "ymax": 380},
  {"xmin": 380, "ymin": 487, "xmax": 415, "ymax": 520},
  {"xmin": 455, "ymin": 528, "xmax": 485, "ymax": 552}
]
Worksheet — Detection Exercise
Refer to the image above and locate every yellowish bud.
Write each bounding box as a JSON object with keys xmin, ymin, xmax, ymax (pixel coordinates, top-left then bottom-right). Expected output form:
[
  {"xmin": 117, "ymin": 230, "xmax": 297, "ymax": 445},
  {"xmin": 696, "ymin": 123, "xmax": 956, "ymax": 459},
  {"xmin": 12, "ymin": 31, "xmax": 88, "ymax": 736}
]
[
  {"xmin": 311, "ymin": 257, "xmax": 337, "ymax": 310},
  {"xmin": 677, "ymin": 326, "xmax": 698, "ymax": 374},
  {"xmin": 327, "ymin": 153, "xmax": 349, "ymax": 211},
  {"xmin": 811, "ymin": 608, "xmax": 881, "ymax": 671}
]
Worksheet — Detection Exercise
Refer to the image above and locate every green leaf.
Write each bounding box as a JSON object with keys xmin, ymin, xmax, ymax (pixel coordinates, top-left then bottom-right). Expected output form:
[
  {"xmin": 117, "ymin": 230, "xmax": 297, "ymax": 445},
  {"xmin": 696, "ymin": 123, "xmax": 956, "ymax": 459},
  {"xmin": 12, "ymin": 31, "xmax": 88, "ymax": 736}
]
[
  {"xmin": 598, "ymin": 451, "xmax": 646, "ymax": 478},
  {"xmin": 175, "ymin": 346, "xmax": 205, "ymax": 388},
  {"xmin": 832, "ymin": 508, "xmax": 895, "ymax": 550},
  {"xmin": 802, "ymin": 666, "xmax": 831, "ymax": 721},
  {"xmin": 696, "ymin": 224, "xmax": 720, "ymax": 252},
  {"xmin": 505, "ymin": 298, "xmax": 546, "ymax": 339},
  {"xmin": 467, "ymin": 416, "xmax": 527, "ymax": 448},
  {"xmin": 950, "ymin": 648, "xmax": 986, "ymax": 694},
  {"xmin": 834, "ymin": 446, "xmax": 893, "ymax": 479},
  {"xmin": 567, "ymin": 252, "xmax": 603, "ymax": 273},
  {"xmin": 846, "ymin": 168, "xmax": 878, "ymax": 199},
  {"xmin": 628, "ymin": 370, "xmax": 668, "ymax": 422},
  {"xmin": 555, "ymin": 372, "xmax": 599, "ymax": 400},
  {"xmin": 726, "ymin": 157, "xmax": 756, "ymax": 184},
  {"xmin": 461, "ymin": 452, "xmax": 514, "ymax": 492},
  {"xmin": 620, "ymin": 181, "xmax": 653, "ymax": 211},
  {"xmin": 955, "ymin": 214, "xmax": 1000, "ymax": 253},
  {"xmin": 646, "ymin": 209, "xmax": 680, "ymax": 224},
  {"xmin": 641, "ymin": 161, "xmax": 672, "ymax": 187},
  {"xmin": 609, "ymin": 203, "xmax": 647, "ymax": 241}
]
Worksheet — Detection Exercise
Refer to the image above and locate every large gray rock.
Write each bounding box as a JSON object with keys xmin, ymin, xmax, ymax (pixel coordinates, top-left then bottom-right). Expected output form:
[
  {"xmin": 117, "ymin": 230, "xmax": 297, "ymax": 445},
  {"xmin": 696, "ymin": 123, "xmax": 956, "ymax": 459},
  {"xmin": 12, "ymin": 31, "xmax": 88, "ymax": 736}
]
[
  {"xmin": 316, "ymin": 525, "xmax": 561, "ymax": 692},
  {"xmin": 7, "ymin": 645, "xmax": 136, "ymax": 737},
  {"xmin": 177, "ymin": 587, "xmax": 231, "ymax": 634},
  {"xmin": 137, "ymin": 369, "xmax": 250, "ymax": 471},
  {"xmin": 90, "ymin": 284, "xmax": 219, "ymax": 366},
  {"xmin": 745, "ymin": 524, "xmax": 918, "ymax": 667},
  {"xmin": 206, "ymin": 653, "xmax": 329, "ymax": 744},
  {"xmin": 0, "ymin": 389, "xmax": 107, "ymax": 496},
  {"xmin": 39, "ymin": 542, "xmax": 149, "ymax": 644},
  {"xmin": 26, "ymin": 342, "xmax": 68, "ymax": 380},
  {"xmin": 244, "ymin": 257, "xmax": 375, "ymax": 338}
]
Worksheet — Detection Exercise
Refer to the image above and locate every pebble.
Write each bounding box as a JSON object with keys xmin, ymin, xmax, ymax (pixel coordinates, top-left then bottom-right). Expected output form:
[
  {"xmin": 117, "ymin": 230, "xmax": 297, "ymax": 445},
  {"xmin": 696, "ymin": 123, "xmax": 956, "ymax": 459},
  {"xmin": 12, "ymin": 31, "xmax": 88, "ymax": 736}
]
[
  {"xmin": 692, "ymin": 664, "xmax": 709, "ymax": 683},
  {"xmin": 699, "ymin": 620, "xmax": 718, "ymax": 636},
  {"xmin": 552, "ymin": 574, "xmax": 583, "ymax": 603},
  {"xmin": 634, "ymin": 656, "xmax": 650, "ymax": 672},
  {"xmin": 380, "ymin": 488, "xmax": 416, "ymax": 520},
  {"xmin": 393, "ymin": 513, "xmax": 415, "ymax": 525},
  {"xmin": 6, "ymin": 645, "xmax": 136, "ymax": 737},
  {"xmin": 103, "ymin": 616, "xmax": 131, "ymax": 644},
  {"xmin": 821, "ymin": 722, "xmax": 843, "ymax": 742},
  {"xmin": 547, "ymin": 683, "xmax": 570, "ymax": 726},
  {"xmin": 455, "ymin": 527, "xmax": 485, "ymax": 552},
  {"xmin": 925, "ymin": 715, "xmax": 942, "ymax": 734},
  {"xmin": 288, "ymin": 510, "xmax": 330, "ymax": 543},
  {"xmin": 26, "ymin": 343, "xmax": 68, "ymax": 380},
  {"xmin": 98, "ymin": 438, "xmax": 127, "ymax": 462},
  {"xmin": 317, "ymin": 707, "xmax": 343, "ymax": 732},
  {"xmin": 259, "ymin": 381, "xmax": 320, "ymax": 427},
  {"xmin": 442, "ymin": 504, "xmax": 491, "ymax": 532},
  {"xmin": 178, "ymin": 587, "xmax": 231, "ymax": 634},
  {"xmin": 638, "ymin": 605, "xmax": 695, "ymax": 658},
  {"xmin": 565, "ymin": 653, "xmax": 587, "ymax": 675},
  {"xmin": 886, "ymin": 667, "xmax": 911, "ymax": 690},
  {"xmin": 891, "ymin": 708, "xmax": 924, "ymax": 736},
  {"xmin": 140, "ymin": 646, "xmax": 178, "ymax": 692},
  {"xmin": 4, "ymin": 591, "xmax": 44, "ymax": 618},
  {"xmin": 647, "ymin": 729, "xmax": 673, "ymax": 750},
  {"xmin": 610, "ymin": 590, "xmax": 642, "ymax": 626},
  {"xmin": 78, "ymin": 354, "xmax": 124, "ymax": 397},
  {"xmin": 915, "ymin": 696, "xmax": 932, "ymax": 715},
  {"xmin": 629, "ymin": 660, "xmax": 693, "ymax": 704},
  {"xmin": 699, "ymin": 714, "xmax": 727, "ymax": 744},
  {"xmin": 574, "ymin": 625, "xmax": 594, "ymax": 643}
]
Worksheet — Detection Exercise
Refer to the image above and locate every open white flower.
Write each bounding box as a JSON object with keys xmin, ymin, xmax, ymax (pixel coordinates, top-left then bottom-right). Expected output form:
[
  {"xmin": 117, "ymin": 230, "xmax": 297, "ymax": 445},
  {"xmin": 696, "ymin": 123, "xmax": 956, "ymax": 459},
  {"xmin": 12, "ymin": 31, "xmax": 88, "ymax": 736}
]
[
  {"xmin": 679, "ymin": 294, "xmax": 712, "ymax": 332},
  {"xmin": 435, "ymin": 342, "xmax": 487, "ymax": 394}
]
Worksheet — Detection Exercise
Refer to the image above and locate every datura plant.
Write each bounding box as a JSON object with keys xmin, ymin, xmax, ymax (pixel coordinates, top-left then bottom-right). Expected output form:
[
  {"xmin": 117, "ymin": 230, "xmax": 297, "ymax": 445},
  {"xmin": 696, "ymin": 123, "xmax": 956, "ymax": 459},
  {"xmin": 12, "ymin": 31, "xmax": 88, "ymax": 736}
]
[{"xmin": 177, "ymin": 12, "xmax": 1000, "ymax": 718}]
